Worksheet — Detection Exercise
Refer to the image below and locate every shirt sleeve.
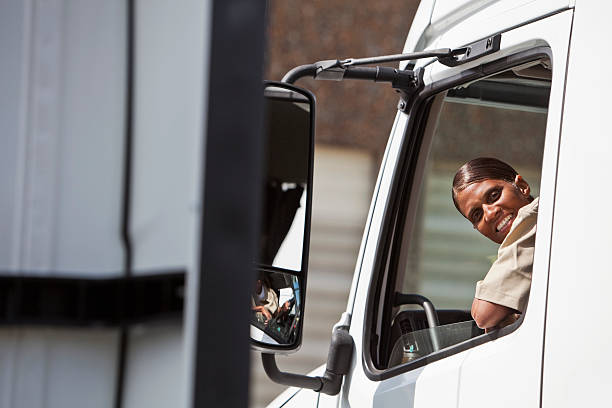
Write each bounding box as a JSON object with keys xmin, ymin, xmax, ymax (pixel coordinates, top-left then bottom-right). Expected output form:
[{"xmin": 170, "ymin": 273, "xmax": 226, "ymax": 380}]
[
  {"xmin": 474, "ymin": 204, "xmax": 537, "ymax": 313},
  {"xmin": 264, "ymin": 288, "xmax": 279, "ymax": 315}
]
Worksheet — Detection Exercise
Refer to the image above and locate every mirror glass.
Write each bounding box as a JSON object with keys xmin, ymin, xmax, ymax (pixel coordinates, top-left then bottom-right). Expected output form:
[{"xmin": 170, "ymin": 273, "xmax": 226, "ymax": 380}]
[
  {"xmin": 259, "ymin": 85, "xmax": 312, "ymax": 272},
  {"xmin": 250, "ymin": 270, "xmax": 302, "ymax": 346},
  {"xmin": 252, "ymin": 82, "xmax": 314, "ymax": 349}
]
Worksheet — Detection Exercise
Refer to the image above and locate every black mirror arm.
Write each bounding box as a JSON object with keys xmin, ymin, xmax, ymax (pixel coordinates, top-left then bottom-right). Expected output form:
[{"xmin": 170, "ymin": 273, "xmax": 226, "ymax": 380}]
[
  {"xmin": 261, "ymin": 353, "xmax": 323, "ymax": 391},
  {"xmin": 261, "ymin": 324, "xmax": 354, "ymax": 395},
  {"xmin": 281, "ymin": 60, "xmax": 419, "ymax": 92},
  {"xmin": 281, "ymin": 60, "xmax": 424, "ymax": 113},
  {"xmin": 282, "ymin": 64, "xmax": 319, "ymax": 84}
]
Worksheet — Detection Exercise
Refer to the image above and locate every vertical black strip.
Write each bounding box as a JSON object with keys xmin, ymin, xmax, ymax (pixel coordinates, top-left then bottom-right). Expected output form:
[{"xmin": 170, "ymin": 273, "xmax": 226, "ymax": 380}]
[
  {"xmin": 121, "ymin": 1, "xmax": 135, "ymax": 280},
  {"xmin": 193, "ymin": 1, "xmax": 266, "ymax": 407},
  {"xmin": 115, "ymin": 0, "xmax": 135, "ymax": 407}
]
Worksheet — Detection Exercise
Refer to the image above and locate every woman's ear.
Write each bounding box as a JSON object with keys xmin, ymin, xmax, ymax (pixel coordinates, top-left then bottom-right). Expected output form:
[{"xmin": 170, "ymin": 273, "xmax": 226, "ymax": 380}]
[{"xmin": 514, "ymin": 174, "xmax": 530, "ymax": 197}]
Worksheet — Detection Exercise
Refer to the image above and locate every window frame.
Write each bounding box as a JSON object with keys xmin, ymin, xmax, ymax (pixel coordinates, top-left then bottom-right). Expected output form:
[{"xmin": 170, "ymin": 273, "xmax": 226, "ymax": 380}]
[{"xmin": 362, "ymin": 46, "xmax": 553, "ymax": 381}]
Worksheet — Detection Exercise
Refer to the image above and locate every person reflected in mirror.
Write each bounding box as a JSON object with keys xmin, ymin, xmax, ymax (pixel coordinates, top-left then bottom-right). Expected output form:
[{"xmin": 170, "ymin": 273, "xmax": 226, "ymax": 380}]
[
  {"xmin": 251, "ymin": 273, "xmax": 279, "ymax": 326},
  {"xmin": 452, "ymin": 157, "xmax": 538, "ymax": 331}
]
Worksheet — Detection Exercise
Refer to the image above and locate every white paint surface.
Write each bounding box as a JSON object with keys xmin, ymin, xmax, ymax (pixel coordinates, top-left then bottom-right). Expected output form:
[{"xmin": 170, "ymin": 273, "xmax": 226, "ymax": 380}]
[
  {"xmin": 402, "ymin": 0, "xmax": 571, "ymax": 60},
  {"xmin": 542, "ymin": 2, "xmax": 612, "ymax": 407}
]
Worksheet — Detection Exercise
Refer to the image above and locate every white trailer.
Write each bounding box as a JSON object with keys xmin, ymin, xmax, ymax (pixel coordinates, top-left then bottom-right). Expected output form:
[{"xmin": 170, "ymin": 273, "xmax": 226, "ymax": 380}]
[{"xmin": 0, "ymin": 1, "xmax": 266, "ymax": 407}]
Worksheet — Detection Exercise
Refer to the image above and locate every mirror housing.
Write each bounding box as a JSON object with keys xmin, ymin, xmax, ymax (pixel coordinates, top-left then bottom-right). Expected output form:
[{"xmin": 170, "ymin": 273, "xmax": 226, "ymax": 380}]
[
  {"xmin": 251, "ymin": 82, "xmax": 315, "ymax": 353},
  {"xmin": 261, "ymin": 323, "xmax": 354, "ymax": 395}
]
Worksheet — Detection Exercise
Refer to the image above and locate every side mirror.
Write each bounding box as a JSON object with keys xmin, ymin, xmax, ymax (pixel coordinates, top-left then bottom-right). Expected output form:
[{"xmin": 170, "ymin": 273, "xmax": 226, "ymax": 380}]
[{"xmin": 251, "ymin": 82, "xmax": 315, "ymax": 352}]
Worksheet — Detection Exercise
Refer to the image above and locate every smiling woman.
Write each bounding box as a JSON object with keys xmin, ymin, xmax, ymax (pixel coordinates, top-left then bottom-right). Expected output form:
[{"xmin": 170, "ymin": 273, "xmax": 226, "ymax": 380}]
[
  {"xmin": 451, "ymin": 157, "xmax": 538, "ymax": 329},
  {"xmin": 452, "ymin": 157, "xmax": 533, "ymax": 244}
]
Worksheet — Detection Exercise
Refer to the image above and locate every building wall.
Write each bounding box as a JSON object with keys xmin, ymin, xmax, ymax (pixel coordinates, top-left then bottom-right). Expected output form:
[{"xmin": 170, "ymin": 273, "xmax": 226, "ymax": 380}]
[{"xmin": 266, "ymin": 0, "xmax": 421, "ymax": 159}]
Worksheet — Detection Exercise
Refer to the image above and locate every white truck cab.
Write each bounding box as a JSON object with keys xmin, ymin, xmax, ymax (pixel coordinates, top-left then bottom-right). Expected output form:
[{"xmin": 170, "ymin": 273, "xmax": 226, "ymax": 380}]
[{"xmin": 256, "ymin": 1, "xmax": 612, "ymax": 407}]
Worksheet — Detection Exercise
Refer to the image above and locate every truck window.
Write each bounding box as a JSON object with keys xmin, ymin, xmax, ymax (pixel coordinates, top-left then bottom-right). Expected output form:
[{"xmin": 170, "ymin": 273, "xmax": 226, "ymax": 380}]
[{"xmin": 377, "ymin": 58, "xmax": 551, "ymax": 370}]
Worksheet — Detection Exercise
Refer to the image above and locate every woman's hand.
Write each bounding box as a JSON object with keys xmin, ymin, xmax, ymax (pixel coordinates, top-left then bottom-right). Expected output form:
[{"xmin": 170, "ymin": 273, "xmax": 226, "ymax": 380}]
[
  {"xmin": 262, "ymin": 308, "xmax": 272, "ymax": 324},
  {"xmin": 471, "ymin": 298, "xmax": 515, "ymax": 330},
  {"xmin": 252, "ymin": 305, "xmax": 273, "ymax": 325}
]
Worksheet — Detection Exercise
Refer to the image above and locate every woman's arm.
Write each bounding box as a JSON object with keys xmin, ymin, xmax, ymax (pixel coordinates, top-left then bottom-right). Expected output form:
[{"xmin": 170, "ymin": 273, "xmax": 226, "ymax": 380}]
[
  {"xmin": 471, "ymin": 298, "xmax": 515, "ymax": 329},
  {"xmin": 252, "ymin": 305, "xmax": 272, "ymax": 322}
]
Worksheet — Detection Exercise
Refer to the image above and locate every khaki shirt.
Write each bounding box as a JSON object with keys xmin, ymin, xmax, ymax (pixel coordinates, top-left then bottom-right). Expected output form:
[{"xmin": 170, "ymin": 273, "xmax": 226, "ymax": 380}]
[
  {"xmin": 474, "ymin": 197, "xmax": 539, "ymax": 313},
  {"xmin": 252, "ymin": 286, "xmax": 279, "ymax": 316}
]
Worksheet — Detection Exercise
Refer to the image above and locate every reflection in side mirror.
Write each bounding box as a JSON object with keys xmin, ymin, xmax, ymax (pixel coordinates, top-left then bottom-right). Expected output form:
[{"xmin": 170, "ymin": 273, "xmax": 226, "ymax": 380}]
[
  {"xmin": 250, "ymin": 271, "xmax": 301, "ymax": 347},
  {"xmin": 252, "ymin": 82, "xmax": 315, "ymax": 351},
  {"xmin": 259, "ymin": 84, "xmax": 313, "ymax": 272}
]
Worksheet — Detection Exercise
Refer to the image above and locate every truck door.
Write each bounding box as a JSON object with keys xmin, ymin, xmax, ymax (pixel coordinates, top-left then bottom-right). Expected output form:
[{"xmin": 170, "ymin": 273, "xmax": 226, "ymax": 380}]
[{"xmin": 338, "ymin": 7, "xmax": 573, "ymax": 408}]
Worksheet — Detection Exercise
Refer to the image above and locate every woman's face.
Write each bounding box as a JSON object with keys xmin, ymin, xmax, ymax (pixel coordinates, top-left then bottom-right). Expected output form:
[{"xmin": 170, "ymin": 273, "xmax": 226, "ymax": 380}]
[{"xmin": 455, "ymin": 175, "xmax": 531, "ymax": 244}]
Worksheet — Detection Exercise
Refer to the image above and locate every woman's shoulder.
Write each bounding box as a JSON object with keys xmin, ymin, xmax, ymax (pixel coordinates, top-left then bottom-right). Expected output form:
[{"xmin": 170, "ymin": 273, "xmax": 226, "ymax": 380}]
[
  {"xmin": 519, "ymin": 196, "xmax": 539, "ymax": 218},
  {"xmin": 501, "ymin": 197, "xmax": 539, "ymax": 247}
]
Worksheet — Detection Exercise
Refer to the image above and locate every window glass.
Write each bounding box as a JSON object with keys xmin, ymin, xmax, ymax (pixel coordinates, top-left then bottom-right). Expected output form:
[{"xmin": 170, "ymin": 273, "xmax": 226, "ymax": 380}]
[
  {"xmin": 388, "ymin": 320, "xmax": 481, "ymax": 367},
  {"xmin": 387, "ymin": 61, "xmax": 550, "ymax": 368},
  {"xmin": 403, "ymin": 105, "xmax": 545, "ymax": 307}
]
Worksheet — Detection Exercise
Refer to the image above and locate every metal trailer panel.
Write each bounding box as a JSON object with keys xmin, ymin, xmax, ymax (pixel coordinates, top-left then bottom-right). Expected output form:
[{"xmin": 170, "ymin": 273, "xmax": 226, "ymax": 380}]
[
  {"xmin": 0, "ymin": 1, "xmax": 126, "ymax": 406},
  {"xmin": 0, "ymin": 0, "xmax": 211, "ymax": 407}
]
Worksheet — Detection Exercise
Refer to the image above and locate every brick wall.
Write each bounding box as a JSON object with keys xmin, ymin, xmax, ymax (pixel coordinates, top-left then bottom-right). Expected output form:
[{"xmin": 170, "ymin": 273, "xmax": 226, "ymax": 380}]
[{"xmin": 265, "ymin": 0, "xmax": 421, "ymax": 159}]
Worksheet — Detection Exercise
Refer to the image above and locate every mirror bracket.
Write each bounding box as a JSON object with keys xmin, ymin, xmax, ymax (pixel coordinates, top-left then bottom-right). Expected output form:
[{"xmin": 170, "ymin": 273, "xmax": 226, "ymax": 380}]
[
  {"xmin": 282, "ymin": 59, "xmax": 420, "ymax": 92},
  {"xmin": 261, "ymin": 323, "xmax": 354, "ymax": 395},
  {"xmin": 281, "ymin": 47, "xmax": 465, "ymax": 84},
  {"xmin": 281, "ymin": 58, "xmax": 426, "ymax": 114}
]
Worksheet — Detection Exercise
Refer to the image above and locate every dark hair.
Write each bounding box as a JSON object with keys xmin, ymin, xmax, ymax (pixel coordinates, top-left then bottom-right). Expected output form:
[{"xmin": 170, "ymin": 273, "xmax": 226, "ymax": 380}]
[{"xmin": 452, "ymin": 157, "xmax": 524, "ymax": 214}]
